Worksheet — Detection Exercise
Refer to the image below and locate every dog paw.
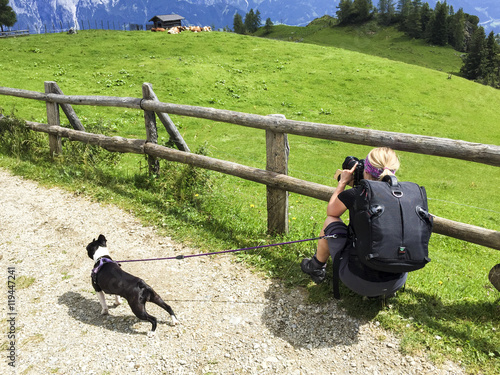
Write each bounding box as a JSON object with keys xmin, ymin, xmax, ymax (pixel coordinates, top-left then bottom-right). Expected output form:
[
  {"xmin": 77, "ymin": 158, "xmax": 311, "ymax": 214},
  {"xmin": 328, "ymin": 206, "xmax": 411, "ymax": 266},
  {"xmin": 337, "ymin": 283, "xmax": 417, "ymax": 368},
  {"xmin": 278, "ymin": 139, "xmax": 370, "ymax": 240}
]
[
  {"xmin": 114, "ymin": 296, "xmax": 122, "ymax": 306},
  {"xmin": 147, "ymin": 330, "xmax": 156, "ymax": 338},
  {"xmin": 171, "ymin": 316, "xmax": 180, "ymax": 326},
  {"xmin": 100, "ymin": 309, "xmax": 109, "ymax": 315}
]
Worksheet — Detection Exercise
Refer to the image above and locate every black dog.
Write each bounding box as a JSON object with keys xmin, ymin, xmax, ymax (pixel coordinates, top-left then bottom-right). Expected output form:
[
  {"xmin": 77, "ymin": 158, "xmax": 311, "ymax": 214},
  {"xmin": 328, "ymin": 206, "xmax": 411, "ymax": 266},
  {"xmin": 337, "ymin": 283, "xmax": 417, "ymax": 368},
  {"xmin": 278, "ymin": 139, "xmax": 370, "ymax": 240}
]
[{"xmin": 86, "ymin": 234, "xmax": 179, "ymax": 336}]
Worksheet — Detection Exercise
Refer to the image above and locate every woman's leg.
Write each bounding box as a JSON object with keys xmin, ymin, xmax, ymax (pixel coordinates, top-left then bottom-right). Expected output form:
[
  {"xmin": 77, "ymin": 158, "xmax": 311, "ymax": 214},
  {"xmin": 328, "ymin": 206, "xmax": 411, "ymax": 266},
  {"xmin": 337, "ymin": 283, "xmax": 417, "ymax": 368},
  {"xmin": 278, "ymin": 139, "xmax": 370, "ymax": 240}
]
[
  {"xmin": 315, "ymin": 216, "xmax": 343, "ymax": 262},
  {"xmin": 301, "ymin": 216, "xmax": 344, "ymax": 283}
]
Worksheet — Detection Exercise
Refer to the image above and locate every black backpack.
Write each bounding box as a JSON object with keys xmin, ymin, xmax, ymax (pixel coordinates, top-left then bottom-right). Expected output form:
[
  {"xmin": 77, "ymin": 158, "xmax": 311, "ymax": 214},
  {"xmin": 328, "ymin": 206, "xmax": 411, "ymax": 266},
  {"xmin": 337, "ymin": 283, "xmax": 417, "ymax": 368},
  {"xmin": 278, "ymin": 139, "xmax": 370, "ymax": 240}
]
[
  {"xmin": 351, "ymin": 175, "xmax": 433, "ymax": 273},
  {"xmin": 333, "ymin": 176, "xmax": 433, "ymax": 298}
]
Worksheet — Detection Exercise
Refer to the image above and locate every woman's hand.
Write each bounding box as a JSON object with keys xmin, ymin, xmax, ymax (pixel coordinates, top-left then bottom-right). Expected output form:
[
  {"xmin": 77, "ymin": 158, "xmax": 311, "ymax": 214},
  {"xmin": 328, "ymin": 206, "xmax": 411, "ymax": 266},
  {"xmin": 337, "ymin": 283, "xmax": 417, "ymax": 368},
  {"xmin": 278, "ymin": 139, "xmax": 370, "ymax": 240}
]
[{"xmin": 338, "ymin": 162, "xmax": 358, "ymax": 187}]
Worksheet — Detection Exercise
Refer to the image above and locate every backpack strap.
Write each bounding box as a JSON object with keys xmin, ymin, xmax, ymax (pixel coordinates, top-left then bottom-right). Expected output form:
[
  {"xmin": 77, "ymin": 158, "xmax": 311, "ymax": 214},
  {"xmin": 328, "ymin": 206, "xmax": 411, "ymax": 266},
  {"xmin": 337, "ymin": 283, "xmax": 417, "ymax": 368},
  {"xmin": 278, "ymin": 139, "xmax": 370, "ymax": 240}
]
[
  {"xmin": 382, "ymin": 174, "xmax": 398, "ymax": 186},
  {"xmin": 333, "ymin": 251, "xmax": 342, "ymax": 299}
]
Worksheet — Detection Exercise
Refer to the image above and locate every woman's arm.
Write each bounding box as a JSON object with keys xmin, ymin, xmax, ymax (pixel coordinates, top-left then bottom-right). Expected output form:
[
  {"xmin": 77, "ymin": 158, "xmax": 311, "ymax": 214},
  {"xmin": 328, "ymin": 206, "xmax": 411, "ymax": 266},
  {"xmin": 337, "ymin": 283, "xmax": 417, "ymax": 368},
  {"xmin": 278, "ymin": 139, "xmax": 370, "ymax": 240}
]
[{"xmin": 326, "ymin": 163, "xmax": 357, "ymax": 218}]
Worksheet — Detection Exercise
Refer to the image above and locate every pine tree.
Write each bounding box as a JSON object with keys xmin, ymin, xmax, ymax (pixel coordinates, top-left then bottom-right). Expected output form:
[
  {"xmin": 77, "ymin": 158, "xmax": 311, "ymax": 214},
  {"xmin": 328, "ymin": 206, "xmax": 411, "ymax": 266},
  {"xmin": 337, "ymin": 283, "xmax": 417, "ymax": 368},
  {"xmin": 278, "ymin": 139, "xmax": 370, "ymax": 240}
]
[
  {"xmin": 406, "ymin": 1, "xmax": 422, "ymax": 38},
  {"xmin": 460, "ymin": 26, "xmax": 486, "ymax": 80},
  {"xmin": 0, "ymin": 0, "xmax": 17, "ymax": 32},
  {"xmin": 484, "ymin": 31, "xmax": 500, "ymax": 84},
  {"xmin": 448, "ymin": 8, "xmax": 466, "ymax": 51},
  {"xmin": 233, "ymin": 12, "xmax": 245, "ymax": 34},
  {"xmin": 244, "ymin": 9, "xmax": 261, "ymax": 33},
  {"xmin": 420, "ymin": 2, "xmax": 433, "ymax": 37},
  {"xmin": 377, "ymin": 0, "xmax": 396, "ymax": 26},
  {"xmin": 255, "ymin": 10, "xmax": 262, "ymax": 31},
  {"xmin": 244, "ymin": 9, "xmax": 255, "ymax": 33},
  {"xmin": 337, "ymin": 0, "xmax": 373, "ymax": 25},
  {"xmin": 337, "ymin": 0, "xmax": 354, "ymax": 25},
  {"xmin": 396, "ymin": 0, "xmax": 412, "ymax": 26},
  {"xmin": 378, "ymin": 0, "xmax": 388, "ymax": 14},
  {"xmin": 429, "ymin": 1, "xmax": 448, "ymax": 46},
  {"xmin": 264, "ymin": 18, "xmax": 273, "ymax": 35},
  {"xmin": 353, "ymin": 0, "xmax": 374, "ymax": 23}
]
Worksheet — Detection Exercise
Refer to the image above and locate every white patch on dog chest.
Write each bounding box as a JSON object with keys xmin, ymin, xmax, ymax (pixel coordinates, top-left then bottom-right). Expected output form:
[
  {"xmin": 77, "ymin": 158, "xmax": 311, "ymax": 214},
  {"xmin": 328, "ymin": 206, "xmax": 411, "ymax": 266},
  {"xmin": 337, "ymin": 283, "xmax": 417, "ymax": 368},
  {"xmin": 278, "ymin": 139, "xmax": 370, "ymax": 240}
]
[{"xmin": 93, "ymin": 246, "xmax": 110, "ymax": 261}]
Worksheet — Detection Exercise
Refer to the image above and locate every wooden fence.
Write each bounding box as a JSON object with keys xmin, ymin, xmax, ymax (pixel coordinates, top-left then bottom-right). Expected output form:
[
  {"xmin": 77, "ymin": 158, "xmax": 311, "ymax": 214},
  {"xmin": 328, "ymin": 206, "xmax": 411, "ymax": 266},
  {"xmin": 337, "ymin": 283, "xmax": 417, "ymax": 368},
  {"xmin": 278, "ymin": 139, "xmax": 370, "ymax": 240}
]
[
  {"xmin": 0, "ymin": 29, "xmax": 30, "ymax": 38},
  {"xmin": 0, "ymin": 82, "xmax": 499, "ymax": 251},
  {"xmin": 2, "ymin": 20, "xmax": 152, "ymax": 36}
]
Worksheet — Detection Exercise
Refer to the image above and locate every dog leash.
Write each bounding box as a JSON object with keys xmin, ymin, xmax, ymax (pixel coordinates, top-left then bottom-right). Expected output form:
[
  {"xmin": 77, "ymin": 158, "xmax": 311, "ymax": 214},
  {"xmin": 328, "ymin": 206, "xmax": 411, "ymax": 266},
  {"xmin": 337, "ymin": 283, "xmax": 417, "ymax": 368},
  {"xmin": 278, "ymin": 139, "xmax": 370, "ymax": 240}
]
[{"xmin": 114, "ymin": 234, "xmax": 341, "ymax": 264}]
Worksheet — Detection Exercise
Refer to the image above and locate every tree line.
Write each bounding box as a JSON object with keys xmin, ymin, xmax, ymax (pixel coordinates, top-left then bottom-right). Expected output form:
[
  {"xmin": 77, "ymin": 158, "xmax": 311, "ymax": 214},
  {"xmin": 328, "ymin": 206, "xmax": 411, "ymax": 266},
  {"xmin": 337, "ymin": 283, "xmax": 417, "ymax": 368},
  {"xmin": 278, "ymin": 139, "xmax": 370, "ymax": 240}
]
[
  {"xmin": 340, "ymin": 1, "xmax": 486, "ymax": 52},
  {"xmin": 233, "ymin": 9, "xmax": 274, "ymax": 35},
  {"xmin": 232, "ymin": 2, "xmax": 500, "ymax": 90},
  {"xmin": 336, "ymin": 0, "xmax": 500, "ymax": 89}
]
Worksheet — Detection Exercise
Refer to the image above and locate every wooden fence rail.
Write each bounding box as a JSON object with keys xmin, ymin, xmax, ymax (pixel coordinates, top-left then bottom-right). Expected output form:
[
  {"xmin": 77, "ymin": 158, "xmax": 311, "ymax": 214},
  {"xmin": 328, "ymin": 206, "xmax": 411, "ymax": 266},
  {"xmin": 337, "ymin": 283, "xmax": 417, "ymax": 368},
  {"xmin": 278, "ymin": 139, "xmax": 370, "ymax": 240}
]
[
  {"xmin": 2, "ymin": 86, "xmax": 499, "ymax": 166},
  {"xmin": 0, "ymin": 30, "xmax": 30, "ymax": 38},
  {"xmin": 7, "ymin": 20, "xmax": 146, "ymax": 34},
  {"xmin": 22, "ymin": 121, "xmax": 500, "ymax": 251},
  {"xmin": 1, "ymin": 83, "xmax": 499, "ymax": 251}
]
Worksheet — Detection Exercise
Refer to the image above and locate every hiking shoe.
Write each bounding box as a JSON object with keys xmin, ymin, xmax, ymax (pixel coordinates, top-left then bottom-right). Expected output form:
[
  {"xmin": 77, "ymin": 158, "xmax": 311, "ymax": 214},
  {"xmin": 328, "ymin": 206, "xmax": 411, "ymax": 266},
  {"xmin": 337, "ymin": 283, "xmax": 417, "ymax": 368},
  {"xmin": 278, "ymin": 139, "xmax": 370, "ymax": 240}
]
[{"xmin": 301, "ymin": 257, "xmax": 326, "ymax": 284}]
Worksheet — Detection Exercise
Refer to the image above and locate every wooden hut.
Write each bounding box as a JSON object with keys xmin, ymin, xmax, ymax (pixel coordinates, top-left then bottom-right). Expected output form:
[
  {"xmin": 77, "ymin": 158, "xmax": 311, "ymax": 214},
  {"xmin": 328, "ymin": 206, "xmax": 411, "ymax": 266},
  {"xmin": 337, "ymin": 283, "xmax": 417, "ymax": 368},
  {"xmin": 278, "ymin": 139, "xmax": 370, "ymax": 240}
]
[{"xmin": 148, "ymin": 14, "xmax": 185, "ymax": 30}]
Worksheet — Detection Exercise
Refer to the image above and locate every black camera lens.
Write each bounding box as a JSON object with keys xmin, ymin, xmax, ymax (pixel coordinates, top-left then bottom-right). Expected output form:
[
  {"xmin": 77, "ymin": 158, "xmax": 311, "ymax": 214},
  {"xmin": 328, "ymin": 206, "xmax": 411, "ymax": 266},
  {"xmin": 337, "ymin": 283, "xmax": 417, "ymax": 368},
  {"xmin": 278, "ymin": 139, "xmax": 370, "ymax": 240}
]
[
  {"xmin": 338, "ymin": 156, "xmax": 365, "ymax": 186},
  {"xmin": 342, "ymin": 156, "xmax": 360, "ymax": 170}
]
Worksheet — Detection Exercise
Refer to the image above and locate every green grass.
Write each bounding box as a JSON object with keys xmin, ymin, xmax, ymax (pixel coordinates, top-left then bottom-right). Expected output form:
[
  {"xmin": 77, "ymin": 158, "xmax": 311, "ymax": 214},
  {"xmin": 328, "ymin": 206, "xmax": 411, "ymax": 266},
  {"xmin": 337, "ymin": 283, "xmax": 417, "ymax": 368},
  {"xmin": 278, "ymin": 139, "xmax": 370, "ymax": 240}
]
[
  {"xmin": 16, "ymin": 275, "xmax": 36, "ymax": 289},
  {"xmin": 257, "ymin": 18, "xmax": 464, "ymax": 74},
  {"xmin": 1, "ymin": 29, "xmax": 499, "ymax": 373}
]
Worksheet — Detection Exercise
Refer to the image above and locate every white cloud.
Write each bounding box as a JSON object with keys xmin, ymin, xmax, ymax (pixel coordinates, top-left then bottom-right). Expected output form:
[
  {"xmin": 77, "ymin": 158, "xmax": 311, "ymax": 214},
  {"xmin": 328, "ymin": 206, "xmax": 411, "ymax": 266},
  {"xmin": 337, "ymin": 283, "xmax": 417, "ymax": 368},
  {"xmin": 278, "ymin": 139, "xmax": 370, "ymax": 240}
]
[{"xmin": 487, "ymin": 19, "xmax": 500, "ymax": 28}]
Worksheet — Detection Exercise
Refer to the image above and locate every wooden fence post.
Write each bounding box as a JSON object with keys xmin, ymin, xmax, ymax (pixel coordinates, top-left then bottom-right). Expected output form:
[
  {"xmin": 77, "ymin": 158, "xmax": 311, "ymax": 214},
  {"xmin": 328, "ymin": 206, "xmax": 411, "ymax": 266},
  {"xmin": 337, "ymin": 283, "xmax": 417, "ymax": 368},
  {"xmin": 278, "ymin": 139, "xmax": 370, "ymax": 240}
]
[
  {"xmin": 50, "ymin": 82, "xmax": 85, "ymax": 131},
  {"xmin": 44, "ymin": 81, "xmax": 62, "ymax": 157},
  {"xmin": 142, "ymin": 83, "xmax": 190, "ymax": 152},
  {"xmin": 266, "ymin": 114, "xmax": 289, "ymax": 235},
  {"xmin": 142, "ymin": 83, "xmax": 160, "ymax": 176}
]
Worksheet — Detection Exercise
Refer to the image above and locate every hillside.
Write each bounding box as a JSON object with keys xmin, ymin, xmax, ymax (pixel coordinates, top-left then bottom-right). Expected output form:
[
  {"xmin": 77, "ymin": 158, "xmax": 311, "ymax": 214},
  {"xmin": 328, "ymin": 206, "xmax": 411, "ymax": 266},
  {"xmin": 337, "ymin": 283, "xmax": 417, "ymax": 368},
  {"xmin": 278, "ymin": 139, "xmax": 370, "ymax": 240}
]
[
  {"xmin": 257, "ymin": 18, "xmax": 464, "ymax": 74},
  {"xmin": 1, "ymin": 29, "xmax": 499, "ymax": 267},
  {"xmin": 1, "ymin": 30, "xmax": 499, "ymax": 374},
  {"xmin": 1, "ymin": 30, "xmax": 499, "ymax": 218}
]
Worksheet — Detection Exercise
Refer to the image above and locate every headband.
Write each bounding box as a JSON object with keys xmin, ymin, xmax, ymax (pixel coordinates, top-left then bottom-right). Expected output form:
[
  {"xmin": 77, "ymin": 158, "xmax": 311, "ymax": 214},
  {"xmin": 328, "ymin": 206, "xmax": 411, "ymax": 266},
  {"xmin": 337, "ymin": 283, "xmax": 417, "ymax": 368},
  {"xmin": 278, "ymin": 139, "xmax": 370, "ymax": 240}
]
[{"xmin": 364, "ymin": 156, "xmax": 396, "ymax": 180}]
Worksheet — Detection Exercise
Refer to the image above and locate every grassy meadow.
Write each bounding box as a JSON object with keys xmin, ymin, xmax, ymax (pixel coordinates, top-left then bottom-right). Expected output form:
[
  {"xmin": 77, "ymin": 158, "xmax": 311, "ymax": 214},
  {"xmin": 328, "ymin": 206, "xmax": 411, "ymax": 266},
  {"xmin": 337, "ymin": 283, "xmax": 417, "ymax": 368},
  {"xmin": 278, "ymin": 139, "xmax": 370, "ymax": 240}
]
[
  {"xmin": 257, "ymin": 18, "xmax": 464, "ymax": 74},
  {"xmin": 1, "ymin": 28, "xmax": 499, "ymax": 373}
]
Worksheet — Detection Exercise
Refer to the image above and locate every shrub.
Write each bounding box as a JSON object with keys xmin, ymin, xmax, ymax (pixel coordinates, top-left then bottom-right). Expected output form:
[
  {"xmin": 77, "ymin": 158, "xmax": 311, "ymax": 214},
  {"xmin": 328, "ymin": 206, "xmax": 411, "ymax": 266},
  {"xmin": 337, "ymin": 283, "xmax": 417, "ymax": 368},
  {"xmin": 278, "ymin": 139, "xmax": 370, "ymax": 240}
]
[{"xmin": 0, "ymin": 115, "xmax": 46, "ymax": 159}]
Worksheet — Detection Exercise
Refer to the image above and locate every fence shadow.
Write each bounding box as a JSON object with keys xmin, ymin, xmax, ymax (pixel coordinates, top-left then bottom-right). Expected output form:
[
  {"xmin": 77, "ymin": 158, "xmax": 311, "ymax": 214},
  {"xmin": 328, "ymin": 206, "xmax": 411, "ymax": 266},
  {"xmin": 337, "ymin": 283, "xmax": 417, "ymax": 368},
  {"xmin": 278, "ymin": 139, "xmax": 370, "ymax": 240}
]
[
  {"xmin": 339, "ymin": 287, "xmax": 500, "ymax": 359},
  {"xmin": 261, "ymin": 279, "xmax": 369, "ymax": 349}
]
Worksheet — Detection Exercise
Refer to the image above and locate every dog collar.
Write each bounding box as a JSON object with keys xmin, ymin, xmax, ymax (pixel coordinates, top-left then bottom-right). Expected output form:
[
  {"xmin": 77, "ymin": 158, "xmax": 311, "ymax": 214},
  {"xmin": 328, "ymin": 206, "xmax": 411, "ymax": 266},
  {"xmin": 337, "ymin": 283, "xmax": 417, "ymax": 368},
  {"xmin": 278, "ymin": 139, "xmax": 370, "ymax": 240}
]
[
  {"xmin": 92, "ymin": 257, "xmax": 117, "ymax": 275},
  {"xmin": 93, "ymin": 246, "xmax": 110, "ymax": 262}
]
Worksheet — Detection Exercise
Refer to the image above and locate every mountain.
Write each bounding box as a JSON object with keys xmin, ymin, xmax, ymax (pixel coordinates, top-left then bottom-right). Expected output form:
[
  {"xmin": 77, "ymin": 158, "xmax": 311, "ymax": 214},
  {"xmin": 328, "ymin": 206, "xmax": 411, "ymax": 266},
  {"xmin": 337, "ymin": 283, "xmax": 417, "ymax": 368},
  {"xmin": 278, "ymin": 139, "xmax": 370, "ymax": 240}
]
[
  {"xmin": 7, "ymin": 0, "xmax": 500, "ymax": 33},
  {"xmin": 7, "ymin": 0, "xmax": 335, "ymax": 31}
]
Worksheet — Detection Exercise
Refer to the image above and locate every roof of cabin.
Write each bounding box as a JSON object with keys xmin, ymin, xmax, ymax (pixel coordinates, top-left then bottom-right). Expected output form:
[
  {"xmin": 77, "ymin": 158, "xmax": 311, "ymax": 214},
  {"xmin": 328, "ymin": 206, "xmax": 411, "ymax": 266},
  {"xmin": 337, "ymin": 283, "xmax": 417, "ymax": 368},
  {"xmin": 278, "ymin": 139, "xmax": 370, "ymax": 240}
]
[{"xmin": 148, "ymin": 14, "xmax": 185, "ymax": 22}]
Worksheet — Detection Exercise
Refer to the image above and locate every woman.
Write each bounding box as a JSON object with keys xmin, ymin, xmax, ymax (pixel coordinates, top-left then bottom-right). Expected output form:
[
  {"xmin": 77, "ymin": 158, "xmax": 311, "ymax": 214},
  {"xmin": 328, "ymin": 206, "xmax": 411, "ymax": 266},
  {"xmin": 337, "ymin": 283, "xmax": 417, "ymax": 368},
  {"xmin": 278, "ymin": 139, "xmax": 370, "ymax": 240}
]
[{"xmin": 301, "ymin": 147, "xmax": 407, "ymax": 297}]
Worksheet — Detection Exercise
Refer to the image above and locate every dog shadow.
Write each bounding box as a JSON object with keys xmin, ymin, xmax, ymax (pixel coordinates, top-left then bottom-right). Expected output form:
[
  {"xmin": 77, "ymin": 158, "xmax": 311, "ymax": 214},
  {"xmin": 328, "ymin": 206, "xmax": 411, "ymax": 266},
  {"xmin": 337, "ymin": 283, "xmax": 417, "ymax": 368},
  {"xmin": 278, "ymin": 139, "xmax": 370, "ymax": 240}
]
[{"xmin": 58, "ymin": 291, "xmax": 168, "ymax": 335}]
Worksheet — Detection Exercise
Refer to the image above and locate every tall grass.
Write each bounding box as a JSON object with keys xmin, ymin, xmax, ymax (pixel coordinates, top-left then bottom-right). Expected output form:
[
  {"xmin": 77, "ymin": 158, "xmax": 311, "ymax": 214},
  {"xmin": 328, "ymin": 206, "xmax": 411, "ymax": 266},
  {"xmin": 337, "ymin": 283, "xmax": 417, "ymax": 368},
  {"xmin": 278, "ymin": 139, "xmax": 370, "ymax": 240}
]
[{"xmin": 0, "ymin": 29, "xmax": 499, "ymax": 373}]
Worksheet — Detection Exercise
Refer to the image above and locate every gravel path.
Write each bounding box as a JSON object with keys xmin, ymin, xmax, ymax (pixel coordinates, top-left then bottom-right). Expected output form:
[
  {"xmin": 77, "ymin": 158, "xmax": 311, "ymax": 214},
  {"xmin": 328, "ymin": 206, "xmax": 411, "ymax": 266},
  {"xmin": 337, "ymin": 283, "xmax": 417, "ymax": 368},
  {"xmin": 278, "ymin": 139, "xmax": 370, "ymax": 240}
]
[{"xmin": 0, "ymin": 168, "xmax": 465, "ymax": 374}]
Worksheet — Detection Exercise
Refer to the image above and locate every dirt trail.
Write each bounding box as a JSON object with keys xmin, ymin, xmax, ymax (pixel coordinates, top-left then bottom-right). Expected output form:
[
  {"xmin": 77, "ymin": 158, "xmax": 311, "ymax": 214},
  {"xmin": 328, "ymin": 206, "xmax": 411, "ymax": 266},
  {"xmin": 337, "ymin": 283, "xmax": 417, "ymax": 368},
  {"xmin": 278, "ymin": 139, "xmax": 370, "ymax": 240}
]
[{"xmin": 0, "ymin": 168, "xmax": 464, "ymax": 374}]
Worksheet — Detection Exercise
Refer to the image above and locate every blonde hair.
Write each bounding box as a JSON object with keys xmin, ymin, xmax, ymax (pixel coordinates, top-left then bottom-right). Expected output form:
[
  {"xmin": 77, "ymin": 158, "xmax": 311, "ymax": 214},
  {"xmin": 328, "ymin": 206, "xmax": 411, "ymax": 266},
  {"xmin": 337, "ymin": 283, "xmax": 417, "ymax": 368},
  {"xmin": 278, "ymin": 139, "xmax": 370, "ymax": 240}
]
[{"xmin": 366, "ymin": 147, "xmax": 400, "ymax": 181}]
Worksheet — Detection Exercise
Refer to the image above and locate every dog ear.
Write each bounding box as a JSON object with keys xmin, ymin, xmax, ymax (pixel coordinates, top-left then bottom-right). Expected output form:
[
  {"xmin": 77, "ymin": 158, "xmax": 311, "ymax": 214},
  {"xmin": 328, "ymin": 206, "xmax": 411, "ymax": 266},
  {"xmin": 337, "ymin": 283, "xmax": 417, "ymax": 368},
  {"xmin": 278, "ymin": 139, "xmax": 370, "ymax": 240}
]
[{"xmin": 97, "ymin": 234, "xmax": 107, "ymax": 246}]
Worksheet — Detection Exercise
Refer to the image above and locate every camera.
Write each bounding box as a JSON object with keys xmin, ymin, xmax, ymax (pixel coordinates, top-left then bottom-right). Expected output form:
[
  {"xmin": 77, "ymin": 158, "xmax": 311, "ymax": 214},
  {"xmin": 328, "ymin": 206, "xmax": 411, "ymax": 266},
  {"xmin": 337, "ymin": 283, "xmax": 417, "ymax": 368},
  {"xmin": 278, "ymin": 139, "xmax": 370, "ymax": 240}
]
[{"xmin": 337, "ymin": 156, "xmax": 365, "ymax": 187}]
